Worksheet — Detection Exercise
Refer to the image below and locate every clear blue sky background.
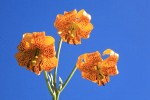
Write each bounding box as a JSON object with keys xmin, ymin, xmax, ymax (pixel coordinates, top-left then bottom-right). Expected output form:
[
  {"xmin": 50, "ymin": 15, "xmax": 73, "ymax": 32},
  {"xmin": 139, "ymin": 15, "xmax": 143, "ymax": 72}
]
[{"xmin": 0, "ymin": 0, "xmax": 150, "ymax": 100}]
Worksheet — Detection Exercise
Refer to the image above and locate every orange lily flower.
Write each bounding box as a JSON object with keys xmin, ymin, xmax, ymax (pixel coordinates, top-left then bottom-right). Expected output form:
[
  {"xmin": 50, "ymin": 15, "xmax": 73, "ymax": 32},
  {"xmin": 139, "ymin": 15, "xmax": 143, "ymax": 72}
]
[
  {"xmin": 54, "ymin": 9, "xmax": 93, "ymax": 45},
  {"xmin": 15, "ymin": 32, "xmax": 58, "ymax": 75},
  {"xmin": 76, "ymin": 49, "xmax": 119, "ymax": 86}
]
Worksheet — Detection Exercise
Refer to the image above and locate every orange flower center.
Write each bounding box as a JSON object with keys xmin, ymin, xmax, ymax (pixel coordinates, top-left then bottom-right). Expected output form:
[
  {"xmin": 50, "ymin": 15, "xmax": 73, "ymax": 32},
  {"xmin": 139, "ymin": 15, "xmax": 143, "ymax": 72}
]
[
  {"xmin": 68, "ymin": 23, "xmax": 78, "ymax": 38},
  {"xmin": 27, "ymin": 48, "xmax": 42, "ymax": 70}
]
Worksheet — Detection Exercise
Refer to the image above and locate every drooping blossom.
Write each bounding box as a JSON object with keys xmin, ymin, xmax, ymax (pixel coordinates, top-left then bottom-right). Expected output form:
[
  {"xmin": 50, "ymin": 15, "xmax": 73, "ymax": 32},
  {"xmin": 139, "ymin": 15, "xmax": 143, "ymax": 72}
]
[
  {"xmin": 15, "ymin": 32, "xmax": 58, "ymax": 75},
  {"xmin": 54, "ymin": 9, "xmax": 93, "ymax": 45},
  {"xmin": 76, "ymin": 49, "xmax": 119, "ymax": 86}
]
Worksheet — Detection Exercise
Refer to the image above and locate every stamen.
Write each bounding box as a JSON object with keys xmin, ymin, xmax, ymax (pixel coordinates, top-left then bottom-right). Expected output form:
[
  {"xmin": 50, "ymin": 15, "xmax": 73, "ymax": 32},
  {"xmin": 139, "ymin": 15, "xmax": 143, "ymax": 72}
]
[
  {"xmin": 97, "ymin": 66, "xmax": 104, "ymax": 79},
  {"xmin": 32, "ymin": 66, "xmax": 35, "ymax": 72},
  {"xmin": 67, "ymin": 38, "xmax": 71, "ymax": 43},
  {"xmin": 71, "ymin": 34, "xmax": 74, "ymax": 38},
  {"xmin": 73, "ymin": 39, "xmax": 76, "ymax": 45},
  {"xmin": 101, "ymin": 81, "xmax": 105, "ymax": 86},
  {"xmin": 65, "ymin": 34, "xmax": 68, "ymax": 40},
  {"xmin": 27, "ymin": 60, "xmax": 31, "ymax": 68},
  {"xmin": 38, "ymin": 60, "xmax": 42, "ymax": 71},
  {"xmin": 35, "ymin": 56, "xmax": 38, "ymax": 59},
  {"xmin": 34, "ymin": 48, "xmax": 40, "ymax": 57},
  {"xmin": 31, "ymin": 60, "xmax": 36, "ymax": 66}
]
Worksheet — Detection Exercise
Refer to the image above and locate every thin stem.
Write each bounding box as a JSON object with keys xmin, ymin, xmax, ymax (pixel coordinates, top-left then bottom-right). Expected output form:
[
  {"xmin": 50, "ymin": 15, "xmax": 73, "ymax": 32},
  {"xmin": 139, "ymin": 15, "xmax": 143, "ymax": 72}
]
[
  {"xmin": 54, "ymin": 38, "xmax": 63, "ymax": 88},
  {"xmin": 60, "ymin": 66, "xmax": 77, "ymax": 92},
  {"xmin": 44, "ymin": 71, "xmax": 55, "ymax": 97},
  {"xmin": 56, "ymin": 92, "xmax": 60, "ymax": 100},
  {"xmin": 53, "ymin": 92, "xmax": 60, "ymax": 100}
]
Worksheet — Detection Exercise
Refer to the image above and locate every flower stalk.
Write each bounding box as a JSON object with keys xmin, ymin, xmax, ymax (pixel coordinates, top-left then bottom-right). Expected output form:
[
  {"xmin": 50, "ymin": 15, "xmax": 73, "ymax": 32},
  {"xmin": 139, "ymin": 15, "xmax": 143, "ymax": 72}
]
[
  {"xmin": 44, "ymin": 71, "xmax": 55, "ymax": 97},
  {"xmin": 54, "ymin": 38, "xmax": 63, "ymax": 86},
  {"xmin": 44, "ymin": 38, "xmax": 78, "ymax": 100},
  {"xmin": 60, "ymin": 65, "xmax": 77, "ymax": 92}
]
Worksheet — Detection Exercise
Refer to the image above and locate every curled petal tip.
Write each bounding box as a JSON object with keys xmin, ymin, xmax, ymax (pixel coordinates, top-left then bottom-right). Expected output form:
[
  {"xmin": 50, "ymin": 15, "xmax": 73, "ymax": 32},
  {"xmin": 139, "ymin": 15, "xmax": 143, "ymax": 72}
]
[
  {"xmin": 58, "ymin": 31, "xmax": 62, "ymax": 34},
  {"xmin": 103, "ymin": 49, "xmax": 119, "ymax": 56},
  {"xmin": 83, "ymin": 11, "xmax": 91, "ymax": 20},
  {"xmin": 103, "ymin": 49, "xmax": 113, "ymax": 55}
]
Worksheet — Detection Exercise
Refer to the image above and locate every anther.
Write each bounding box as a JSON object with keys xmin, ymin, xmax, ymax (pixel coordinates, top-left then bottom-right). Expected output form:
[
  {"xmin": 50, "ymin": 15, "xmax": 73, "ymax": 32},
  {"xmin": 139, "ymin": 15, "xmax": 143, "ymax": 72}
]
[
  {"xmin": 31, "ymin": 60, "xmax": 36, "ymax": 66},
  {"xmin": 35, "ymin": 56, "xmax": 38, "ymax": 59}
]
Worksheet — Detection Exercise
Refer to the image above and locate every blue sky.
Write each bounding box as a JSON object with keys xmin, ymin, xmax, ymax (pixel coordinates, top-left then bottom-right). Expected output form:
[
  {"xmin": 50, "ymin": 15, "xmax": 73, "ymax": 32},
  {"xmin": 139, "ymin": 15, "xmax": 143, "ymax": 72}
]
[{"xmin": 0, "ymin": 0, "xmax": 150, "ymax": 100}]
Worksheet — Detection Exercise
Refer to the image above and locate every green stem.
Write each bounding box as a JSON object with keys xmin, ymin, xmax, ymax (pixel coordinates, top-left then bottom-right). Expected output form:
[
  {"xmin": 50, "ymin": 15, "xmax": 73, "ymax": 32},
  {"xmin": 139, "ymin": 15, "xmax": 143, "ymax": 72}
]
[
  {"xmin": 56, "ymin": 92, "xmax": 60, "ymax": 100},
  {"xmin": 54, "ymin": 38, "xmax": 63, "ymax": 88},
  {"xmin": 53, "ymin": 92, "xmax": 60, "ymax": 100},
  {"xmin": 60, "ymin": 66, "xmax": 77, "ymax": 92},
  {"xmin": 44, "ymin": 38, "xmax": 77, "ymax": 100},
  {"xmin": 44, "ymin": 71, "xmax": 55, "ymax": 97}
]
